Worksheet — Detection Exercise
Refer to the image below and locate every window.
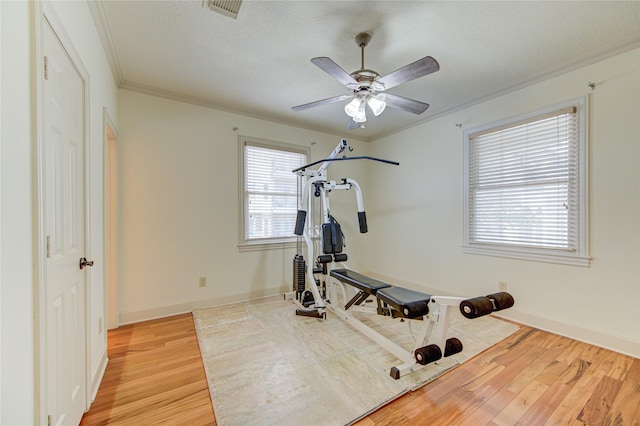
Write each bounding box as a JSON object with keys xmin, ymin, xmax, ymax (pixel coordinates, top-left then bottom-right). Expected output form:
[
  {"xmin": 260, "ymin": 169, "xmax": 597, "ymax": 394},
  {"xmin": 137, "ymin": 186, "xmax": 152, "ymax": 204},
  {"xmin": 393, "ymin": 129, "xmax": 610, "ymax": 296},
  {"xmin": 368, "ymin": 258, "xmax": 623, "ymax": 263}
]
[
  {"xmin": 463, "ymin": 97, "xmax": 589, "ymax": 266},
  {"xmin": 239, "ymin": 137, "xmax": 308, "ymax": 250}
]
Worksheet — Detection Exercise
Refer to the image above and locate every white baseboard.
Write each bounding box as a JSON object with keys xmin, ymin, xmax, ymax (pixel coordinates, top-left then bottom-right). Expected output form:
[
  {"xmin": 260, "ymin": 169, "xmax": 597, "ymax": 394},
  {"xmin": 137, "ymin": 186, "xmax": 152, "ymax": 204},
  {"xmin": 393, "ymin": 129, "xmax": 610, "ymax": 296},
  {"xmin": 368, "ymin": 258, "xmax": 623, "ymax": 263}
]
[
  {"xmin": 118, "ymin": 286, "xmax": 288, "ymax": 325},
  {"xmin": 495, "ymin": 309, "xmax": 640, "ymax": 359}
]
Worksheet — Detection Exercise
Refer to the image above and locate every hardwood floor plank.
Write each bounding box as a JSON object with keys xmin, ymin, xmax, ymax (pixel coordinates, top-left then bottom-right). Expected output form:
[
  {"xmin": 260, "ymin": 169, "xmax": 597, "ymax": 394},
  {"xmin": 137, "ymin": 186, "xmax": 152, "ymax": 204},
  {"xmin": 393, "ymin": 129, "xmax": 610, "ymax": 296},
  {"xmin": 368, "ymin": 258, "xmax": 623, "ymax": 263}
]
[
  {"xmin": 576, "ymin": 376, "xmax": 623, "ymax": 425},
  {"xmin": 419, "ymin": 361, "xmax": 485, "ymax": 403},
  {"xmin": 537, "ymin": 330, "xmax": 566, "ymax": 350},
  {"xmin": 579, "ymin": 342, "xmax": 606, "ymax": 363},
  {"xmin": 557, "ymin": 357, "xmax": 592, "ymax": 387},
  {"xmin": 517, "ymin": 380, "xmax": 572, "ymax": 425},
  {"xmin": 365, "ymin": 404, "xmax": 411, "ymax": 425},
  {"xmin": 89, "ymin": 363, "xmax": 208, "ymax": 412},
  {"xmin": 544, "ymin": 372, "xmax": 602, "ymax": 425},
  {"xmin": 627, "ymin": 358, "xmax": 640, "ymax": 382},
  {"xmin": 535, "ymin": 359, "xmax": 571, "ymax": 385},
  {"xmin": 591, "ymin": 348, "xmax": 624, "ymax": 378},
  {"xmin": 506, "ymin": 355, "xmax": 556, "ymax": 394},
  {"xmin": 556, "ymin": 339, "xmax": 590, "ymax": 365},
  {"xmin": 456, "ymin": 387, "xmax": 516, "ymax": 426},
  {"xmin": 607, "ymin": 353, "xmax": 635, "ymax": 381},
  {"xmin": 374, "ymin": 389, "xmax": 431, "ymax": 420},
  {"xmin": 632, "ymin": 399, "xmax": 640, "ymax": 425},
  {"xmin": 492, "ymin": 380, "xmax": 549, "ymax": 425},
  {"xmin": 459, "ymin": 362, "xmax": 505, "ymax": 392},
  {"xmin": 601, "ymin": 379, "xmax": 640, "ymax": 425}
]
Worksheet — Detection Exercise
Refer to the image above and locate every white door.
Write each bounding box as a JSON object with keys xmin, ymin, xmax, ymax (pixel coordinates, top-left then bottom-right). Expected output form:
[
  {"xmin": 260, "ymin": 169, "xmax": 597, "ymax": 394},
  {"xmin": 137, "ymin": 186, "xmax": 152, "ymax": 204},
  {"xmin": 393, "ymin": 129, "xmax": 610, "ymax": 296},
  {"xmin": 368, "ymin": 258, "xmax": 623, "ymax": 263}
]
[{"xmin": 42, "ymin": 20, "xmax": 87, "ymax": 426}]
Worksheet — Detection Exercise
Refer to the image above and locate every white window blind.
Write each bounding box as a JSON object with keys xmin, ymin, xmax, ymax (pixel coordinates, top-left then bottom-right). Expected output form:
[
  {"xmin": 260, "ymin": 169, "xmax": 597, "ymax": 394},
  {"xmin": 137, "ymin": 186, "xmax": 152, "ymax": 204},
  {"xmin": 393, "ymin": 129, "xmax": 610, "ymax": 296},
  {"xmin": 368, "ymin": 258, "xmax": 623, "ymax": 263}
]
[
  {"xmin": 463, "ymin": 98, "xmax": 589, "ymax": 266},
  {"xmin": 243, "ymin": 141, "xmax": 307, "ymax": 242}
]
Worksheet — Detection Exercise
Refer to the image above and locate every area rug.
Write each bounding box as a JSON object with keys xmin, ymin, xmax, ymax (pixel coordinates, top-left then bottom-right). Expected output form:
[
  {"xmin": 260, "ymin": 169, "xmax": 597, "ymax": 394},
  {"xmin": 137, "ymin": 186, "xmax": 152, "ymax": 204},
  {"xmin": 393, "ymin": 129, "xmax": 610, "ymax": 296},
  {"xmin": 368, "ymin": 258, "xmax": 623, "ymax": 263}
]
[{"xmin": 193, "ymin": 295, "xmax": 518, "ymax": 426}]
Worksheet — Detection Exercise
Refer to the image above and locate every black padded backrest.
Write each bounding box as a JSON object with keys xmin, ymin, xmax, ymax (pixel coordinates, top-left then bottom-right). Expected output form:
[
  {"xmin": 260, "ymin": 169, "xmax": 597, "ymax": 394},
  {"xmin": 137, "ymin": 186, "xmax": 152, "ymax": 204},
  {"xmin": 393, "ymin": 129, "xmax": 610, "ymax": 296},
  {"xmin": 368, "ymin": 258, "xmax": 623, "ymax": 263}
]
[{"xmin": 322, "ymin": 216, "xmax": 343, "ymax": 254}]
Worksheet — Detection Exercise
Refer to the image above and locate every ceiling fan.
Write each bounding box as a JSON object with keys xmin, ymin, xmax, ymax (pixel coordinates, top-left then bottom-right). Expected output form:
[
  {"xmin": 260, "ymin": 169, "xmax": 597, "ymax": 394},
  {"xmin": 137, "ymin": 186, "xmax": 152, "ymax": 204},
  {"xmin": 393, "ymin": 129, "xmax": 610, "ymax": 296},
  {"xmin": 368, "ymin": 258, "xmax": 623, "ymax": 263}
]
[{"xmin": 292, "ymin": 32, "xmax": 440, "ymax": 130}]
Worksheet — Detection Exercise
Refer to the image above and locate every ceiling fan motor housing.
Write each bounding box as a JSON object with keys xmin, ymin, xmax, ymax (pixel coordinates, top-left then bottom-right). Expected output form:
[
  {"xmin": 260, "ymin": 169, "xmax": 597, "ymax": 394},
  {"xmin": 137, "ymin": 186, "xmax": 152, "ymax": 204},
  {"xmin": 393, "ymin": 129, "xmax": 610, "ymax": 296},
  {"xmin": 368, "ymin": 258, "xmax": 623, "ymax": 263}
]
[
  {"xmin": 355, "ymin": 32, "xmax": 371, "ymax": 47},
  {"xmin": 350, "ymin": 70, "xmax": 382, "ymax": 91},
  {"xmin": 351, "ymin": 33, "xmax": 382, "ymax": 89}
]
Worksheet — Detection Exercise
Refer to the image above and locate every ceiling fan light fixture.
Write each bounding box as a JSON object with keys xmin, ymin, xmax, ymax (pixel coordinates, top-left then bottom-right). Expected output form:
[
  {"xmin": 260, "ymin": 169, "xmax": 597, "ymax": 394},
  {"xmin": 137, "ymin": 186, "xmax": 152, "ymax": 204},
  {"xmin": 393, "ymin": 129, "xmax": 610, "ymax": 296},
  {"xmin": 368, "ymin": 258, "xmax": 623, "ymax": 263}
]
[
  {"xmin": 367, "ymin": 93, "xmax": 387, "ymax": 116},
  {"xmin": 353, "ymin": 100, "xmax": 367, "ymax": 123},
  {"xmin": 344, "ymin": 97, "xmax": 361, "ymax": 118}
]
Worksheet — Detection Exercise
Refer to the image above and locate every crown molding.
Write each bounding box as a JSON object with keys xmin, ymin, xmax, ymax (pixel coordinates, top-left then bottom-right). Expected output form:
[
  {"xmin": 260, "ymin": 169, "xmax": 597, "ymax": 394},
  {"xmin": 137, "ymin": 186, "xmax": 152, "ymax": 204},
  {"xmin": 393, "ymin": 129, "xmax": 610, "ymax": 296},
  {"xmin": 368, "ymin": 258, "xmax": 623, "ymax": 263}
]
[
  {"xmin": 87, "ymin": 0, "xmax": 123, "ymax": 84},
  {"xmin": 119, "ymin": 80, "xmax": 368, "ymax": 142},
  {"xmin": 370, "ymin": 34, "xmax": 640, "ymax": 141}
]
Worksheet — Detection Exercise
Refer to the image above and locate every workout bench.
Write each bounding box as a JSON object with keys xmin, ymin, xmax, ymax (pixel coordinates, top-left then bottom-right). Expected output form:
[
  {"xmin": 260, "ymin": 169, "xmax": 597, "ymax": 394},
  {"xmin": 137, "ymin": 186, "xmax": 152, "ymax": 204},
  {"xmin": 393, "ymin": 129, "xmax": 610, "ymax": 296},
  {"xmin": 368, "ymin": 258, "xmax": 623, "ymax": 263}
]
[{"xmin": 328, "ymin": 268, "xmax": 514, "ymax": 379}]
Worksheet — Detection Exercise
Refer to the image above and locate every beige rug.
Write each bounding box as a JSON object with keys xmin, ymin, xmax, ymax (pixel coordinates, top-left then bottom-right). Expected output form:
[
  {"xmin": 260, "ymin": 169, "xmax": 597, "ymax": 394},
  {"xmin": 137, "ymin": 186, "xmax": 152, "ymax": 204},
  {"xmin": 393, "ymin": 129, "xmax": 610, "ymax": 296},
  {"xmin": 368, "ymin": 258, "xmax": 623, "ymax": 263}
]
[{"xmin": 193, "ymin": 295, "xmax": 518, "ymax": 426}]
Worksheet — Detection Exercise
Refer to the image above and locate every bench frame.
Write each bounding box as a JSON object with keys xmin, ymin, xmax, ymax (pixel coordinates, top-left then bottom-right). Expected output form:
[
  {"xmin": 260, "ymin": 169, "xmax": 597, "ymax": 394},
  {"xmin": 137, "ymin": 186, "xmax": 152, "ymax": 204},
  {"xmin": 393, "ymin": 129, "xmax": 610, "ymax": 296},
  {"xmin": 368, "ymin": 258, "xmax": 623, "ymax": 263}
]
[{"xmin": 327, "ymin": 269, "xmax": 467, "ymax": 378}]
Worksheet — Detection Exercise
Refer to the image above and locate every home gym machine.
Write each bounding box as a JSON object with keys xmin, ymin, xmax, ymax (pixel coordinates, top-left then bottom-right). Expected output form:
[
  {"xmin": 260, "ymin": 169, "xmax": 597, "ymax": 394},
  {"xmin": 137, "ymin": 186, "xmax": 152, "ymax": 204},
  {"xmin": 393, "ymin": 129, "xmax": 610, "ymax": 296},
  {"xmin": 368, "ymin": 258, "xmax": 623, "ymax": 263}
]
[{"xmin": 290, "ymin": 139, "xmax": 514, "ymax": 379}]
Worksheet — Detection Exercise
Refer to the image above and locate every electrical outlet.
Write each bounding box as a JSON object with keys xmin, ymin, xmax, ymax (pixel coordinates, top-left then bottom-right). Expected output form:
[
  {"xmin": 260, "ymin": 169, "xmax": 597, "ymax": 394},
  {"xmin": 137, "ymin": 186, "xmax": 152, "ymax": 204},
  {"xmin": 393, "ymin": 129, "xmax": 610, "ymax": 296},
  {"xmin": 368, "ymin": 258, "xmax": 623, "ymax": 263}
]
[
  {"xmin": 199, "ymin": 277, "xmax": 207, "ymax": 288},
  {"xmin": 498, "ymin": 281, "xmax": 508, "ymax": 291}
]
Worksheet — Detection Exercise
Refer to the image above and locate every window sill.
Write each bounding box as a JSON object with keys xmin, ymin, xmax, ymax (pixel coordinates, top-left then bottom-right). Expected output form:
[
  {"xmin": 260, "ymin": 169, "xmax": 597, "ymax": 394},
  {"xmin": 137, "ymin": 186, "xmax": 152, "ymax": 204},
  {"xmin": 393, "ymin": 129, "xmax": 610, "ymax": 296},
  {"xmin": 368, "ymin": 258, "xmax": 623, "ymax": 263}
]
[
  {"xmin": 238, "ymin": 239, "xmax": 300, "ymax": 252},
  {"xmin": 462, "ymin": 244, "xmax": 590, "ymax": 267}
]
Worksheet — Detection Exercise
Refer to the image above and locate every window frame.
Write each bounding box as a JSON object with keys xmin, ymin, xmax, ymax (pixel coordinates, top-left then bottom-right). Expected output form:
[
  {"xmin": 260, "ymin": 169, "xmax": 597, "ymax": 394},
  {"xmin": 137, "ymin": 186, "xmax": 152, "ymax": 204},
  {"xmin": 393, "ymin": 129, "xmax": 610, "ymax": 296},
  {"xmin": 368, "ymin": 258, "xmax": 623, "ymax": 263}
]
[
  {"xmin": 238, "ymin": 136, "xmax": 309, "ymax": 252},
  {"xmin": 462, "ymin": 97, "xmax": 590, "ymax": 266}
]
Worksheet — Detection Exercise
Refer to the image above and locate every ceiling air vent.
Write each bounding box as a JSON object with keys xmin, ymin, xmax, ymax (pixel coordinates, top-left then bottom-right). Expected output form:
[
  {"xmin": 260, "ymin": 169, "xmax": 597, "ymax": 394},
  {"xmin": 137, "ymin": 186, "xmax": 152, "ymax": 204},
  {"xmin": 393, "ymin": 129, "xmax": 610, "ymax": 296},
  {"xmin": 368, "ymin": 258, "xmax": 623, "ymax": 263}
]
[{"xmin": 203, "ymin": 0, "xmax": 242, "ymax": 19}]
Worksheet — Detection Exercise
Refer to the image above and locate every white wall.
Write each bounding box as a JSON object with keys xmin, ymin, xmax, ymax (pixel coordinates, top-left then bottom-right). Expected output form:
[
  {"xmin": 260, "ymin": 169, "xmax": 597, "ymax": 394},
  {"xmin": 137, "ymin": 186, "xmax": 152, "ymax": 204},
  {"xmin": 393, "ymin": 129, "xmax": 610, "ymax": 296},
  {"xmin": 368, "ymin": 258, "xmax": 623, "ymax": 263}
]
[
  {"xmin": 117, "ymin": 90, "xmax": 368, "ymax": 323},
  {"xmin": 1, "ymin": 2, "xmax": 35, "ymax": 423},
  {"xmin": 0, "ymin": 0, "xmax": 117, "ymax": 423},
  {"xmin": 364, "ymin": 48, "xmax": 640, "ymax": 357}
]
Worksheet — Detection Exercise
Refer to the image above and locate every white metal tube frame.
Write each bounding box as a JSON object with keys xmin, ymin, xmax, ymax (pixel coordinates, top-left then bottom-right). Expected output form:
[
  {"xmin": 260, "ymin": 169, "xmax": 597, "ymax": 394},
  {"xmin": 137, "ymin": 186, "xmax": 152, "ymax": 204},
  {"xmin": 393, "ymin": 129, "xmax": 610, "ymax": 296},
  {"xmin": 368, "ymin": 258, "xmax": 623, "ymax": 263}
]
[
  {"xmin": 293, "ymin": 139, "xmax": 472, "ymax": 378},
  {"xmin": 327, "ymin": 275, "xmax": 468, "ymax": 378},
  {"xmin": 295, "ymin": 177, "xmax": 365, "ymax": 312}
]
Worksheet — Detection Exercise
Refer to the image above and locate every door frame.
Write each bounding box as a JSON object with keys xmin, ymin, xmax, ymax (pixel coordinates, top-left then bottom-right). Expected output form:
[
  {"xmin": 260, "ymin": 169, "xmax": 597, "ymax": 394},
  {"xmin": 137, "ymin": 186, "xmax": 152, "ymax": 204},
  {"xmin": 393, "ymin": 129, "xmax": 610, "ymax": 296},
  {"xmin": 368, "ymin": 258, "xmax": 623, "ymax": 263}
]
[
  {"xmin": 103, "ymin": 108, "xmax": 119, "ymax": 330},
  {"xmin": 34, "ymin": 1, "xmax": 92, "ymax": 423}
]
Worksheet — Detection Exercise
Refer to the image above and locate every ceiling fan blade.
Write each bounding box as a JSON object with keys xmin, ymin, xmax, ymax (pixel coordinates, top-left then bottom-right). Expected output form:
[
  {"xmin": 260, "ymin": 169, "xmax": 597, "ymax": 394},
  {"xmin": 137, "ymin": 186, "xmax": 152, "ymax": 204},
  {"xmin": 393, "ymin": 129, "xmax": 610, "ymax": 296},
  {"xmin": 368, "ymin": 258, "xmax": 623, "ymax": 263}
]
[
  {"xmin": 377, "ymin": 56, "xmax": 440, "ymax": 90},
  {"xmin": 292, "ymin": 94, "xmax": 352, "ymax": 112},
  {"xmin": 311, "ymin": 57, "xmax": 359, "ymax": 87},
  {"xmin": 347, "ymin": 118, "xmax": 363, "ymax": 130},
  {"xmin": 384, "ymin": 93, "xmax": 430, "ymax": 114}
]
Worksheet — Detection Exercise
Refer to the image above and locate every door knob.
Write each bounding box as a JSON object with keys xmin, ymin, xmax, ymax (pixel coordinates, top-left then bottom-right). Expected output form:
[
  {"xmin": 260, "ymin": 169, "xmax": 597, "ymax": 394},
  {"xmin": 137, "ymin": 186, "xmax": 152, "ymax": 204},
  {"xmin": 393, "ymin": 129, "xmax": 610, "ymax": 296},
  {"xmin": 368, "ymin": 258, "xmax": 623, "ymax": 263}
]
[{"xmin": 79, "ymin": 257, "xmax": 94, "ymax": 270}]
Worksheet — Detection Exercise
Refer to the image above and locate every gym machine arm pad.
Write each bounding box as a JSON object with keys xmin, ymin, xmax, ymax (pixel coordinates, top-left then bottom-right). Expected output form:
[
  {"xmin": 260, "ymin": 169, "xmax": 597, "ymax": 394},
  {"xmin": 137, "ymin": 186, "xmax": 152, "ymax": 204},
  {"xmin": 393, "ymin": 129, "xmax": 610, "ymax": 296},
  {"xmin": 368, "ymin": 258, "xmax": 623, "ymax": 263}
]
[
  {"xmin": 358, "ymin": 211, "xmax": 368, "ymax": 233},
  {"xmin": 294, "ymin": 210, "xmax": 306, "ymax": 235}
]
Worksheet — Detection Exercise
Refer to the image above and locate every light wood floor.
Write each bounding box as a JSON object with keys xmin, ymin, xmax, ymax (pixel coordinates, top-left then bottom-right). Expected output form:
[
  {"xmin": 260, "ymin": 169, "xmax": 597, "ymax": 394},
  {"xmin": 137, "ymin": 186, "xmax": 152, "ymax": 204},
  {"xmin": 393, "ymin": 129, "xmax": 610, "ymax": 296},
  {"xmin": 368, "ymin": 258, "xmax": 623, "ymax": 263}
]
[
  {"xmin": 80, "ymin": 314, "xmax": 215, "ymax": 425},
  {"xmin": 81, "ymin": 313, "xmax": 640, "ymax": 425}
]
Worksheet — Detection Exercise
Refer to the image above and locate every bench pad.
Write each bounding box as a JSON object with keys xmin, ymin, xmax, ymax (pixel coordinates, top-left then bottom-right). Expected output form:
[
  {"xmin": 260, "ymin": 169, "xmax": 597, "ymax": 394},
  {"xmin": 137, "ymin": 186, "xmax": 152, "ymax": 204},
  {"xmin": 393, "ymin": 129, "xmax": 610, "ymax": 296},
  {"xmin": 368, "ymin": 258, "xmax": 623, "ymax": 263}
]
[
  {"xmin": 330, "ymin": 269, "xmax": 391, "ymax": 294},
  {"xmin": 377, "ymin": 286, "xmax": 431, "ymax": 318}
]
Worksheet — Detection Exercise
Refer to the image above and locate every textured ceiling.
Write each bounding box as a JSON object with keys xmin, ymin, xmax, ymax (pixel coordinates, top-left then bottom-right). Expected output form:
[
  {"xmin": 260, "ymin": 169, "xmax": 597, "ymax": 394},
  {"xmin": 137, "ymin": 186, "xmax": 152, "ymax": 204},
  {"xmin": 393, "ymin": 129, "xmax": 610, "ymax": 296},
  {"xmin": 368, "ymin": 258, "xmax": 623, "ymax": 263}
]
[{"xmin": 91, "ymin": 1, "xmax": 640, "ymax": 141}]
